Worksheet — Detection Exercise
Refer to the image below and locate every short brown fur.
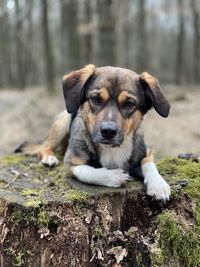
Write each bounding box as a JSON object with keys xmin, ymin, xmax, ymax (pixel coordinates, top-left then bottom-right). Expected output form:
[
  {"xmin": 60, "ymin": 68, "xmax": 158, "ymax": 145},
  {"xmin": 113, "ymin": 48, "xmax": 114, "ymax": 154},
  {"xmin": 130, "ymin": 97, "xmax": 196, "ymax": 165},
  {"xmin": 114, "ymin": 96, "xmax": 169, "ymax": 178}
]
[
  {"xmin": 124, "ymin": 110, "xmax": 142, "ymax": 135},
  {"xmin": 118, "ymin": 90, "xmax": 136, "ymax": 106}
]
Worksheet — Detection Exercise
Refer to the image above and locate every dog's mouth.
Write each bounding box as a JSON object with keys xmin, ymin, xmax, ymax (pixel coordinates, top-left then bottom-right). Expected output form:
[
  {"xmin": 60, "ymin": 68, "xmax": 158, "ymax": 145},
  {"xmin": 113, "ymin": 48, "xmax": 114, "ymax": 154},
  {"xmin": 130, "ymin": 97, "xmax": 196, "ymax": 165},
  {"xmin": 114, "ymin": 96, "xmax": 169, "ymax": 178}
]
[
  {"xmin": 98, "ymin": 140, "xmax": 120, "ymax": 147},
  {"xmin": 92, "ymin": 135, "xmax": 124, "ymax": 147}
]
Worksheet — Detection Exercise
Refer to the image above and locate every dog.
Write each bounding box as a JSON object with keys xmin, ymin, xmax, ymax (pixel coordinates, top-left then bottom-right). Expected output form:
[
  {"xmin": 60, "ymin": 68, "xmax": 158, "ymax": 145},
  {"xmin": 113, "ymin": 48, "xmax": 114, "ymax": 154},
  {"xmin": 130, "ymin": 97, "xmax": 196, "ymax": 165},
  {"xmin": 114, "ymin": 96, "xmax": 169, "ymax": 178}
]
[{"xmin": 16, "ymin": 64, "xmax": 171, "ymax": 201}]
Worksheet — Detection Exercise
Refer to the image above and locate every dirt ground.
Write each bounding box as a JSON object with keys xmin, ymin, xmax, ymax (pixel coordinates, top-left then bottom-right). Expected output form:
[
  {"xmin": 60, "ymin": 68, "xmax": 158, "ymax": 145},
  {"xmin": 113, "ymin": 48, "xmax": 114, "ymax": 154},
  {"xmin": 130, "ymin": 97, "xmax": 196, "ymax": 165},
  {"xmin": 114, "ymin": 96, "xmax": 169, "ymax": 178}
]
[{"xmin": 0, "ymin": 86, "xmax": 200, "ymax": 159}]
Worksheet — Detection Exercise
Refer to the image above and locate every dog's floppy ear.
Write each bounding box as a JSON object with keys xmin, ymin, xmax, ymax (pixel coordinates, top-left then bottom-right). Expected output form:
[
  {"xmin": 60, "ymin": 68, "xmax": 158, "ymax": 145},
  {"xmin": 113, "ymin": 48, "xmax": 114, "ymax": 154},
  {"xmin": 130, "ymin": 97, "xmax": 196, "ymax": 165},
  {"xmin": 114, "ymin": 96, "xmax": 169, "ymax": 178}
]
[
  {"xmin": 139, "ymin": 72, "xmax": 170, "ymax": 117},
  {"xmin": 63, "ymin": 64, "xmax": 96, "ymax": 113}
]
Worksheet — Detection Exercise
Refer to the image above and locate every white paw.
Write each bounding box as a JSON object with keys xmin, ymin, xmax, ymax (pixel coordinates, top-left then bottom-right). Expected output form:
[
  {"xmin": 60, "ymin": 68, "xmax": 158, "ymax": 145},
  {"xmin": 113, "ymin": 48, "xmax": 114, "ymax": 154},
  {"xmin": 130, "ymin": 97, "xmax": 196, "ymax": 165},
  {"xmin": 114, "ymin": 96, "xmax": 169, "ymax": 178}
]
[
  {"xmin": 145, "ymin": 174, "xmax": 171, "ymax": 201},
  {"xmin": 105, "ymin": 169, "xmax": 131, "ymax": 188},
  {"xmin": 41, "ymin": 155, "xmax": 59, "ymax": 167}
]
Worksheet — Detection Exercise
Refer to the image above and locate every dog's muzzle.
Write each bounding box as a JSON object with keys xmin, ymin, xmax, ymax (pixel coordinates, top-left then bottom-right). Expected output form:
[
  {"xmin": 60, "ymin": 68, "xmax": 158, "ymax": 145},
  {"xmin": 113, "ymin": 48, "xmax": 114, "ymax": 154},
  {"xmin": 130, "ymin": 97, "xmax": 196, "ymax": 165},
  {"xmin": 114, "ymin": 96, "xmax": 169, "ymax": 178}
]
[
  {"xmin": 100, "ymin": 121, "xmax": 118, "ymax": 139},
  {"xmin": 90, "ymin": 121, "xmax": 123, "ymax": 147}
]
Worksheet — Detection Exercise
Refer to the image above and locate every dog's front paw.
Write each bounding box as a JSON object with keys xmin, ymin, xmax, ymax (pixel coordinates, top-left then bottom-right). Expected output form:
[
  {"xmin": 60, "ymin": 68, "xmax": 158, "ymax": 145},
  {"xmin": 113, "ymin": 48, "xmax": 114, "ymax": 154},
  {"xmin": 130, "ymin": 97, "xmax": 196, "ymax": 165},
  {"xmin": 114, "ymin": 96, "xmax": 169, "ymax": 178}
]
[
  {"xmin": 145, "ymin": 174, "xmax": 171, "ymax": 201},
  {"xmin": 41, "ymin": 155, "xmax": 59, "ymax": 167},
  {"xmin": 105, "ymin": 169, "xmax": 131, "ymax": 188}
]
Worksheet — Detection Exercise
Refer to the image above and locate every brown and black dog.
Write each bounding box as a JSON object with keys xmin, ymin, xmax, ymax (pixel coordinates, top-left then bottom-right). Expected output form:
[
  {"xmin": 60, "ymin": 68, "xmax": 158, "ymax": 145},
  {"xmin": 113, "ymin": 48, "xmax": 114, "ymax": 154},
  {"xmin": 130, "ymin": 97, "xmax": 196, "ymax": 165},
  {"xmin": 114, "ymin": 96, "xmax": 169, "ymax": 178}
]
[{"xmin": 16, "ymin": 64, "xmax": 171, "ymax": 201}]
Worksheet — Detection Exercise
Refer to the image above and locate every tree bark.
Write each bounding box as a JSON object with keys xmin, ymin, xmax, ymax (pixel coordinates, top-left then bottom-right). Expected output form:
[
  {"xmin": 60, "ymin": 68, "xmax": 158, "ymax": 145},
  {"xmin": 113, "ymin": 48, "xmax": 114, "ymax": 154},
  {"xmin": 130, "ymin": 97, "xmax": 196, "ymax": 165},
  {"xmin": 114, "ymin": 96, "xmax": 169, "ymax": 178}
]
[
  {"xmin": 92, "ymin": 0, "xmax": 116, "ymax": 66},
  {"xmin": 1, "ymin": 155, "xmax": 200, "ymax": 266},
  {"xmin": 41, "ymin": 0, "xmax": 55, "ymax": 92},
  {"xmin": 175, "ymin": 0, "xmax": 185, "ymax": 85},
  {"xmin": 0, "ymin": 3, "xmax": 14, "ymax": 87},
  {"xmin": 78, "ymin": 0, "xmax": 93, "ymax": 67},
  {"xmin": 60, "ymin": 0, "xmax": 80, "ymax": 73},
  {"xmin": 191, "ymin": 0, "xmax": 200, "ymax": 84},
  {"xmin": 14, "ymin": 0, "xmax": 27, "ymax": 89},
  {"xmin": 136, "ymin": 0, "xmax": 148, "ymax": 73},
  {"xmin": 115, "ymin": 0, "xmax": 131, "ymax": 68}
]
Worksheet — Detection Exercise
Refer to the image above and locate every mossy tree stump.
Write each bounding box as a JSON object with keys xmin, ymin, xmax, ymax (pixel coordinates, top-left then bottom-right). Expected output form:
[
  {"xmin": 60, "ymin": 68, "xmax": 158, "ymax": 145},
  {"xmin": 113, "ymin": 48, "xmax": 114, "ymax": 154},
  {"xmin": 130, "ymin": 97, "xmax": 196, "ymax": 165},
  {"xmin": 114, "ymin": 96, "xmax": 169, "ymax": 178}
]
[{"xmin": 0, "ymin": 155, "xmax": 200, "ymax": 267}]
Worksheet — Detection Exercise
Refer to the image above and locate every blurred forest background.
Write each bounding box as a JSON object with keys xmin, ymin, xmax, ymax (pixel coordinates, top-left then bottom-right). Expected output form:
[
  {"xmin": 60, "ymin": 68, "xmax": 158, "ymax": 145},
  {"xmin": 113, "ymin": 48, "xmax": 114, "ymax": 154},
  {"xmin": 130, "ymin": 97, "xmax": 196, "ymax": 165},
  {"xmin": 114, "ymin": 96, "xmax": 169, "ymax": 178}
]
[
  {"xmin": 0, "ymin": 0, "xmax": 200, "ymax": 157},
  {"xmin": 0, "ymin": 0, "xmax": 200, "ymax": 89}
]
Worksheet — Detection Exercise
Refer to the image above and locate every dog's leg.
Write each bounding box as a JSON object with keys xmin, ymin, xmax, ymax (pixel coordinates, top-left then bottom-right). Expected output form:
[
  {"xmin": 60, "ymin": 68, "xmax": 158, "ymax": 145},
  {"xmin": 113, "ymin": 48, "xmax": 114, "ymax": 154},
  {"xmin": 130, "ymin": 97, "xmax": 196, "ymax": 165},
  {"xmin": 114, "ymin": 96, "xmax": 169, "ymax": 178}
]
[
  {"xmin": 72, "ymin": 165, "xmax": 131, "ymax": 188},
  {"xmin": 141, "ymin": 148, "xmax": 171, "ymax": 201},
  {"xmin": 66, "ymin": 154, "xmax": 131, "ymax": 187},
  {"xmin": 41, "ymin": 111, "xmax": 71, "ymax": 167}
]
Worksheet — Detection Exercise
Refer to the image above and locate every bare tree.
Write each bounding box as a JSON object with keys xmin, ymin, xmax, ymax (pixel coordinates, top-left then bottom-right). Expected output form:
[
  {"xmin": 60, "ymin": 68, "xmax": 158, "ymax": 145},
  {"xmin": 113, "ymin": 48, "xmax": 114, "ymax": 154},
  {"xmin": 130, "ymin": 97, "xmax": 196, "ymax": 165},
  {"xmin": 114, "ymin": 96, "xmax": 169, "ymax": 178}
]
[
  {"xmin": 191, "ymin": 0, "xmax": 200, "ymax": 83},
  {"xmin": 175, "ymin": 0, "xmax": 185, "ymax": 85},
  {"xmin": 25, "ymin": 0, "xmax": 34, "ymax": 84},
  {"xmin": 0, "ymin": 2, "xmax": 14, "ymax": 87},
  {"xmin": 60, "ymin": 0, "xmax": 80, "ymax": 73},
  {"xmin": 136, "ymin": 0, "xmax": 148, "ymax": 73},
  {"xmin": 115, "ymin": 0, "xmax": 131, "ymax": 68},
  {"xmin": 78, "ymin": 0, "xmax": 93, "ymax": 67},
  {"xmin": 15, "ymin": 0, "xmax": 26, "ymax": 88},
  {"xmin": 41, "ymin": 0, "xmax": 55, "ymax": 92},
  {"xmin": 93, "ymin": 0, "xmax": 116, "ymax": 66},
  {"xmin": 0, "ymin": 0, "xmax": 200, "ymax": 89}
]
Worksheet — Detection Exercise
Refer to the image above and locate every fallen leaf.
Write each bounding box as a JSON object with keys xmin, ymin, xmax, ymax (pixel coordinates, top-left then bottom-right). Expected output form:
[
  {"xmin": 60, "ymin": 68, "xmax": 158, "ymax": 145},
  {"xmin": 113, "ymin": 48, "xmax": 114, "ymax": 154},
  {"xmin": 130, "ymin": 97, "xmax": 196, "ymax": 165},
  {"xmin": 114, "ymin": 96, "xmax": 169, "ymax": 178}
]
[{"xmin": 107, "ymin": 246, "xmax": 127, "ymax": 264}]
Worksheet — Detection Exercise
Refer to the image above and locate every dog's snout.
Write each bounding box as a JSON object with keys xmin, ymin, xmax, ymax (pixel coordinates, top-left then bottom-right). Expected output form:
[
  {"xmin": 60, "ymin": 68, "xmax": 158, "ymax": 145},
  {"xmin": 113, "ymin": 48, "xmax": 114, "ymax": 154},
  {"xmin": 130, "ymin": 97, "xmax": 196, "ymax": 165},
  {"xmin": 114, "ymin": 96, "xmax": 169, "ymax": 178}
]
[{"xmin": 100, "ymin": 122, "xmax": 118, "ymax": 139}]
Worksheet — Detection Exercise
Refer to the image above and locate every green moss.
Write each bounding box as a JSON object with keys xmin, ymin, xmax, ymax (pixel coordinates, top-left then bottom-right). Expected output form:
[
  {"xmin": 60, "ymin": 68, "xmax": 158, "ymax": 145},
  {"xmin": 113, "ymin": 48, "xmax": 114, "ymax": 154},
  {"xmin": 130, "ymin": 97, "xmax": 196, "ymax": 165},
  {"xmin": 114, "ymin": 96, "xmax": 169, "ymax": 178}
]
[
  {"xmin": 10, "ymin": 205, "xmax": 58, "ymax": 229},
  {"xmin": 0, "ymin": 155, "xmax": 28, "ymax": 165},
  {"xmin": 4, "ymin": 247, "xmax": 31, "ymax": 267},
  {"xmin": 20, "ymin": 188, "xmax": 46, "ymax": 208},
  {"xmin": 155, "ymin": 158, "xmax": 200, "ymax": 266},
  {"xmin": 150, "ymin": 248, "xmax": 165, "ymax": 267},
  {"xmin": 24, "ymin": 199, "xmax": 43, "ymax": 208},
  {"xmin": 21, "ymin": 188, "xmax": 41, "ymax": 197},
  {"xmin": 38, "ymin": 209, "xmax": 58, "ymax": 227},
  {"xmin": 0, "ymin": 155, "xmax": 88, "ymax": 206},
  {"xmin": 47, "ymin": 165, "xmax": 67, "ymax": 187},
  {"xmin": 14, "ymin": 249, "xmax": 33, "ymax": 267},
  {"xmin": 38, "ymin": 210, "xmax": 50, "ymax": 226},
  {"xmin": 10, "ymin": 207, "xmax": 22, "ymax": 225},
  {"xmin": 14, "ymin": 251, "xmax": 25, "ymax": 266},
  {"xmin": 0, "ymin": 180, "xmax": 8, "ymax": 189},
  {"xmin": 157, "ymin": 211, "xmax": 200, "ymax": 267},
  {"xmin": 10, "ymin": 206, "xmax": 37, "ymax": 225},
  {"xmin": 158, "ymin": 158, "xmax": 200, "ymax": 198},
  {"xmin": 157, "ymin": 157, "xmax": 200, "ymax": 181},
  {"xmin": 63, "ymin": 188, "xmax": 88, "ymax": 203}
]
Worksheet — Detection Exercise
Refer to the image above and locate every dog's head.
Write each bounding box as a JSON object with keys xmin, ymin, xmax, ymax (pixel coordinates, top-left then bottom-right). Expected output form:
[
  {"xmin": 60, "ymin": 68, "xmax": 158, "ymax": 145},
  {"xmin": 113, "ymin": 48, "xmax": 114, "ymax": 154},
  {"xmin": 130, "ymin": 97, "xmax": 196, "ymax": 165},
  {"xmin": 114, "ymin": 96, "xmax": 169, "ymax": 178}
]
[{"xmin": 63, "ymin": 65, "xmax": 170, "ymax": 147}]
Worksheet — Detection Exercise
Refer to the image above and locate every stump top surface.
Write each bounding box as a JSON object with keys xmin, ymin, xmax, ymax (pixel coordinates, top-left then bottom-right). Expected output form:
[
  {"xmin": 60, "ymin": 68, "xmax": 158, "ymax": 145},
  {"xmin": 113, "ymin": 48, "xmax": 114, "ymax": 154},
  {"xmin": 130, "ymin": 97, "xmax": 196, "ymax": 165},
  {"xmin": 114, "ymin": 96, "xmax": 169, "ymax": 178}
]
[{"xmin": 0, "ymin": 155, "xmax": 143, "ymax": 207}]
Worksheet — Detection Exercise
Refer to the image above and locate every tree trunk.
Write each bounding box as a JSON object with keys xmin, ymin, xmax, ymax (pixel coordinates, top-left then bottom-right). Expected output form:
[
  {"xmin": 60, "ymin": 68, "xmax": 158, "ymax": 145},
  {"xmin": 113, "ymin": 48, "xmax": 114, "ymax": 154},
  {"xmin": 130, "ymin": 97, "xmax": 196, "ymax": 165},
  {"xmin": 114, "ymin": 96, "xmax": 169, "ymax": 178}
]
[
  {"xmin": 191, "ymin": 0, "xmax": 200, "ymax": 84},
  {"xmin": 136, "ymin": 0, "xmax": 148, "ymax": 73},
  {"xmin": 25, "ymin": 0, "xmax": 34, "ymax": 85},
  {"xmin": 60, "ymin": 0, "xmax": 80, "ymax": 73},
  {"xmin": 175, "ymin": 0, "xmax": 185, "ymax": 85},
  {"xmin": 0, "ymin": 3, "xmax": 13, "ymax": 87},
  {"xmin": 78, "ymin": 0, "xmax": 93, "ymax": 67},
  {"xmin": 92, "ymin": 0, "xmax": 116, "ymax": 66},
  {"xmin": 14, "ymin": 0, "xmax": 26, "ymax": 89},
  {"xmin": 41, "ymin": 0, "xmax": 55, "ymax": 92},
  {"xmin": 115, "ymin": 0, "xmax": 131, "ymax": 68}
]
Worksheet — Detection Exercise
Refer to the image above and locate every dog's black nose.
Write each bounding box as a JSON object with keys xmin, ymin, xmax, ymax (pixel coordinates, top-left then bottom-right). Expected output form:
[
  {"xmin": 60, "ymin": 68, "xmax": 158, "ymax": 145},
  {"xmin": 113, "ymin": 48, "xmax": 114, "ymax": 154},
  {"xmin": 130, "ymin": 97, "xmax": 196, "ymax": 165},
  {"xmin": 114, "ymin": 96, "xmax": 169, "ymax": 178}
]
[{"xmin": 100, "ymin": 122, "xmax": 118, "ymax": 139}]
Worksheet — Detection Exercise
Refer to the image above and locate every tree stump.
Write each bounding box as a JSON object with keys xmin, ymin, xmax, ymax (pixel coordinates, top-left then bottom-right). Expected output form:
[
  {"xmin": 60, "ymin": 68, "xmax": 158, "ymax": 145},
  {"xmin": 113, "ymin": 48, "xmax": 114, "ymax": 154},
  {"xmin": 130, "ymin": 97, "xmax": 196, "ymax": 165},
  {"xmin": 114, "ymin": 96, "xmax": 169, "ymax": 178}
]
[{"xmin": 0, "ymin": 155, "xmax": 200, "ymax": 267}]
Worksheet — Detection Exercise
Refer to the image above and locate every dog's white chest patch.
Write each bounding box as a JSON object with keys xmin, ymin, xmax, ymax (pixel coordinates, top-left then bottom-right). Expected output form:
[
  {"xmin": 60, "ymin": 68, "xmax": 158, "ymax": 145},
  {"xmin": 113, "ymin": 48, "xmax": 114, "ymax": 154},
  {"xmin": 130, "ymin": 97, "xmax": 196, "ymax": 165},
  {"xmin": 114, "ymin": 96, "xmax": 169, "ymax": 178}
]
[{"xmin": 99, "ymin": 137, "xmax": 133, "ymax": 169}]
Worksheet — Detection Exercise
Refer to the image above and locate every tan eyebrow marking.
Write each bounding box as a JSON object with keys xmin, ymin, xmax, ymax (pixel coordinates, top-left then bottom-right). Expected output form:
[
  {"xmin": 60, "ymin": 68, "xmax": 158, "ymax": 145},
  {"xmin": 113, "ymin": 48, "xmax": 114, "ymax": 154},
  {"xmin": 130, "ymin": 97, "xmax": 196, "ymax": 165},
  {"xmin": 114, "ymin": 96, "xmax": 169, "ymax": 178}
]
[
  {"xmin": 118, "ymin": 90, "xmax": 137, "ymax": 105},
  {"xmin": 90, "ymin": 87, "xmax": 110, "ymax": 102}
]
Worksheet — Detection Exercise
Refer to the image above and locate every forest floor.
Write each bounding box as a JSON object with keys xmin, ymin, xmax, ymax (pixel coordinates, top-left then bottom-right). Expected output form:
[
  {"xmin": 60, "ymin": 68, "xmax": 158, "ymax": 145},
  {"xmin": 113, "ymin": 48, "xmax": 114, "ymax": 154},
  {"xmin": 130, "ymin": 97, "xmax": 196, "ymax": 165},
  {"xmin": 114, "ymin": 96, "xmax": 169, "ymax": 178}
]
[{"xmin": 0, "ymin": 86, "xmax": 200, "ymax": 159}]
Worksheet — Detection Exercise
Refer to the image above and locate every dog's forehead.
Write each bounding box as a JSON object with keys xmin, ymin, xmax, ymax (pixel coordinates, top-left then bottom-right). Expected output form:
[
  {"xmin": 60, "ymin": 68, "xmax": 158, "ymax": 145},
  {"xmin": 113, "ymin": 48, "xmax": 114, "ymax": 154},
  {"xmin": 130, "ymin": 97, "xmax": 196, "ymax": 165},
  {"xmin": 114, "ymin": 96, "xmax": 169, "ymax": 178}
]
[{"xmin": 91, "ymin": 67, "xmax": 140, "ymax": 94}]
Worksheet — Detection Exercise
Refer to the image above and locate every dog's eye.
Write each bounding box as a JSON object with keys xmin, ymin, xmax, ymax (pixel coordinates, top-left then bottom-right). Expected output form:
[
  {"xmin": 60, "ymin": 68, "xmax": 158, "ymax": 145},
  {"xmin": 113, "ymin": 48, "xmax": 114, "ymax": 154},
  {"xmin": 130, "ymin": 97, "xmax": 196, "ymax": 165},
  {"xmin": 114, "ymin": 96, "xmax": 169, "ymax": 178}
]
[
  {"xmin": 89, "ymin": 95, "xmax": 102, "ymax": 105},
  {"xmin": 123, "ymin": 100, "xmax": 135, "ymax": 109}
]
